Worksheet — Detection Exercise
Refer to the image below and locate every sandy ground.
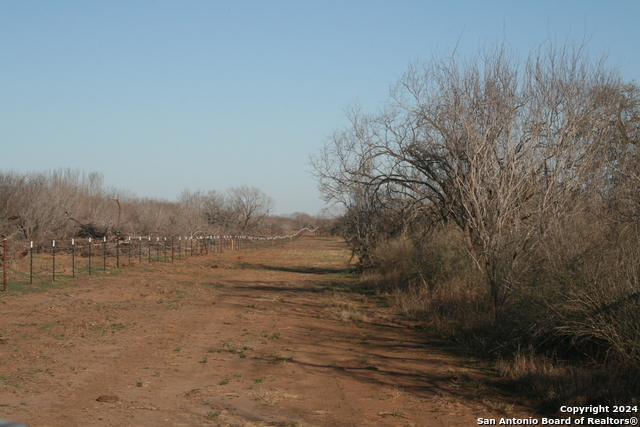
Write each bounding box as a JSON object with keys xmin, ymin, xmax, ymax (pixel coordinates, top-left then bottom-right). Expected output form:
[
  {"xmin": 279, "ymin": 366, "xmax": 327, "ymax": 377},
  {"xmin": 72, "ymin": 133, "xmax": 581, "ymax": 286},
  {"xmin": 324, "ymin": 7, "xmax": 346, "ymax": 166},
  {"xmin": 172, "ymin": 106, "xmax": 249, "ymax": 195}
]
[{"xmin": 0, "ymin": 233, "xmax": 536, "ymax": 426}]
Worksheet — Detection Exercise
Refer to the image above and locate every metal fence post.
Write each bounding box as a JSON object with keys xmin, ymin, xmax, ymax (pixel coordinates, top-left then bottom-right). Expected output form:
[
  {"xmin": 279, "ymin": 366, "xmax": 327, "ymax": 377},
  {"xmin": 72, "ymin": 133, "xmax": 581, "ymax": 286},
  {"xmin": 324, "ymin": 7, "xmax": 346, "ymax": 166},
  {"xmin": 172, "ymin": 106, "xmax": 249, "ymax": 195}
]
[
  {"xmin": 72, "ymin": 239, "xmax": 75, "ymax": 278},
  {"xmin": 29, "ymin": 241, "xmax": 33, "ymax": 284},
  {"xmin": 88, "ymin": 237, "xmax": 92, "ymax": 275},
  {"xmin": 52, "ymin": 240, "xmax": 56, "ymax": 282},
  {"xmin": 0, "ymin": 228, "xmax": 311, "ymax": 291}
]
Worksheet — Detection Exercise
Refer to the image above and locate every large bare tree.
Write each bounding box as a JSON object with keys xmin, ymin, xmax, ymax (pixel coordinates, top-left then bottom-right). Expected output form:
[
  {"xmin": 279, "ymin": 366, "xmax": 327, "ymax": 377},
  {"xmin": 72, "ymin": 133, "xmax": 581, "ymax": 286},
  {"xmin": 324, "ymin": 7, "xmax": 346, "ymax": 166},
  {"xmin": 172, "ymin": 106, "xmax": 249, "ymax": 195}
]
[
  {"xmin": 313, "ymin": 42, "xmax": 631, "ymax": 316},
  {"xmin": 227, "ymin": 186, "xmax": 275, "ymax": 233}
]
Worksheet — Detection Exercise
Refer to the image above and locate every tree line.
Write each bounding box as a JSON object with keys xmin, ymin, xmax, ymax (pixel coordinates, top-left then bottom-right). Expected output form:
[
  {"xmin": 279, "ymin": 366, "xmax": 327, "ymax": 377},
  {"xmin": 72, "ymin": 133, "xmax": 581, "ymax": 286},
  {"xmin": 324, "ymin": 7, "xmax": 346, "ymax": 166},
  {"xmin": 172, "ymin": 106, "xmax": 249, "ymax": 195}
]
[
  {"xmin": 312, "ymin": 40, "xmax": 640, "ymax": 385},
  {"xmin": 0, "ymin": 169, "xmax": 322, "ymax": 241}
]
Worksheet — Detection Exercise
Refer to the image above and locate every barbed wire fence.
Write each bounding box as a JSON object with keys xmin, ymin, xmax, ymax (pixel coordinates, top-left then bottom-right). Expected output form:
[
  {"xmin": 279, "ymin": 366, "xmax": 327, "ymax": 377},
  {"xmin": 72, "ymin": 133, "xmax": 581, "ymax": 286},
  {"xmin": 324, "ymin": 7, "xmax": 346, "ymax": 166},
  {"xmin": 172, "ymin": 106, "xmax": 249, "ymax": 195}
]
[{"xmin": 1, "ymin": 228, "xmax": 318, "ymax": 292}]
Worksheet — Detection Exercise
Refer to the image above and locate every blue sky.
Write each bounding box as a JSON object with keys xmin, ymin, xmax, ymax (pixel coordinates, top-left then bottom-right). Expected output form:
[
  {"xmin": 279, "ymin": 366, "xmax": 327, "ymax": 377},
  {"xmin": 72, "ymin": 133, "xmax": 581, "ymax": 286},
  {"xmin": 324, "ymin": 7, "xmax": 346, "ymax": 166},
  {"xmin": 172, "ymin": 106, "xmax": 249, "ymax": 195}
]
[{"xmin": 1, "ymin": 1, "xmax": 639, "ymax": 215}]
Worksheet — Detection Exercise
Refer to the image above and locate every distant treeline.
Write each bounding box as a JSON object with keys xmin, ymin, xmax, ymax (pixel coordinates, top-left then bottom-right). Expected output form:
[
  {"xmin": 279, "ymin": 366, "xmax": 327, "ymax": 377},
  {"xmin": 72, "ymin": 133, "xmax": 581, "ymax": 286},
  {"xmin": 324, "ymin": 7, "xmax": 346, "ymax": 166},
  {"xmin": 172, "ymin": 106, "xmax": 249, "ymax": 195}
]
[{"xmin": 0, "ymin": 169, "xmax": 328, "ymax": 241}]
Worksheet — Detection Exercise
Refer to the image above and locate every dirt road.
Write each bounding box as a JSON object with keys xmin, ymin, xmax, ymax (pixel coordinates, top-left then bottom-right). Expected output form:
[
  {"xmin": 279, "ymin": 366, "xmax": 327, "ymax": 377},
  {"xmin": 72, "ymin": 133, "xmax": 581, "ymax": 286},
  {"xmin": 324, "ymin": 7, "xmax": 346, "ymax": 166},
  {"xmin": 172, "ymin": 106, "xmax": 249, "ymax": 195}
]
[{"xmin": 0, "ymin": 234, "xmax": 530, "ymax": 426}]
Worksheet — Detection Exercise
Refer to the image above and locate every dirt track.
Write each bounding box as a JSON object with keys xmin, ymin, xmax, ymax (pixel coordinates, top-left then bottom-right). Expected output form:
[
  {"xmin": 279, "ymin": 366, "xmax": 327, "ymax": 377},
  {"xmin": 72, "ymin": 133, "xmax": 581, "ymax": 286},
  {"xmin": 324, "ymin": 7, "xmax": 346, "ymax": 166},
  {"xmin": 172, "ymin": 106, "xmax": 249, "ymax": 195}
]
[{"xmin": 0, "ymin": 234, "xmax": 532, "ymax": 426}]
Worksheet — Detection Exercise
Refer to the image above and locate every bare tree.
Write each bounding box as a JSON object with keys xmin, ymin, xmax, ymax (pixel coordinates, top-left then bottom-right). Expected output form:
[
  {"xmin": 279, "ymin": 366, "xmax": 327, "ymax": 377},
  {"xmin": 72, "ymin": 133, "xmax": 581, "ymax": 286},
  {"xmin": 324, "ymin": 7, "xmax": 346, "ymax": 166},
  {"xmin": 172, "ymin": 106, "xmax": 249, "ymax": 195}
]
[
  {"xmin": 176, "ymin": 190, "xmax": 210, "ymax": 237},
  {"xmin": 313, "ymin": 42, "xmax": 631, "ymax": 317},
  {"xmin": 202, "ymin": 190, "xmax": 233, "ymax": 231},
  {"xmin": 5, "ymin": 170, "xmax": 107, "ymax": 240},
  {"xmin": 122, "ymin": 197, "xmax": 178, "ymax": 237},
  {"xmin": 606, "ymin": 83, "xmax": 640, "ymax": 223},
  {"xmin": 0, "ymin": 170, "xmax": 279, "ymax": 240},
  {"xmin": 227, "ymin": 186, "xmax": 274, "ymax": 233},
  {"xmin": 0, "ymin": 171, "xmax": 27, "ymax": 239}
]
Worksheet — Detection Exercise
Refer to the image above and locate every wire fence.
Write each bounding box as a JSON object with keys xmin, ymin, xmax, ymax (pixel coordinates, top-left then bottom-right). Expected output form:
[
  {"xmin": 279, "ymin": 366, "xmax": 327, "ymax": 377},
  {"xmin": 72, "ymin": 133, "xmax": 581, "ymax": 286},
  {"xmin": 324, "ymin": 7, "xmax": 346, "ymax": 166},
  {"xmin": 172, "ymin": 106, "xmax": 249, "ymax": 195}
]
[{"xmin": 0, "ymin": 228, "xmax": 318, "ymax": 292}]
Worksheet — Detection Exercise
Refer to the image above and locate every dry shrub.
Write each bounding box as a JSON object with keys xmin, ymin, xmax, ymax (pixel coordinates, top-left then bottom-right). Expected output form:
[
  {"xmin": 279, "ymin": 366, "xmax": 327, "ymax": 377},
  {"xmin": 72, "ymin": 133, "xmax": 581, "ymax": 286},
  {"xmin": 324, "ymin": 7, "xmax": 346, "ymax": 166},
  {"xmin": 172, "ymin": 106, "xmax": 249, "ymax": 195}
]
[
  {"xmin": 363, "ymin": 225, "xmax": 492, "ymax": 337},
  {"xmin": 359, "ymin": 209, "xmax": 640, "ymax": 408},
  {"xmin": 518, "ymin": 213, "xmax": 640, "ymax": 366},
  {"xmin": 493, "ymin": 214, "xmax": 640, "ymax": 410},
  {"xmin": 363, "ymin": 215, "xmax": 640, "ymax": 409},
  {"xmin": 364, "ymin": 217, "xmax": 640, "ymax": 366},
  {"xmin": 322, "ymin": 292, "xmax": 368, "ymax": 322},
  {"xmin": 498, "ymin": 351, "xmax": 640, "ymax": 413}
]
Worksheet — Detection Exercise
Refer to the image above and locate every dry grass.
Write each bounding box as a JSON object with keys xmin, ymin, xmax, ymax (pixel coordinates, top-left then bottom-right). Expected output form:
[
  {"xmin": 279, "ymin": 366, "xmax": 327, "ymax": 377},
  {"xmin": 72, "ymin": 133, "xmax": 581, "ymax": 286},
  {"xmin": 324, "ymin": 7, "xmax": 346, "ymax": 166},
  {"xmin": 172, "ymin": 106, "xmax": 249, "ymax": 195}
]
[
  {"xmin": 322, "ymin": 292, "xmax": 368, "ymax": 323},
  {"xmin": 391, "ymin": 385, "xmax": 404, "ymax": 399},
  {"xmin": 252, "ymin": 388, "xmax": 281, "ymax": 406},
  {"xmin": 228, "ymin": 422, "xmax": 299, "ymax": 427},
  {"xmin": 497, "ymin": 352, "xmax": 640, "ymax": 413},
  {"xmin": 362, "ymin": 221, "xmax": 640, "ymax": 410},
  {"xmin": 252, "ymin": 388, "xmax": 300, "ymax": 406}
]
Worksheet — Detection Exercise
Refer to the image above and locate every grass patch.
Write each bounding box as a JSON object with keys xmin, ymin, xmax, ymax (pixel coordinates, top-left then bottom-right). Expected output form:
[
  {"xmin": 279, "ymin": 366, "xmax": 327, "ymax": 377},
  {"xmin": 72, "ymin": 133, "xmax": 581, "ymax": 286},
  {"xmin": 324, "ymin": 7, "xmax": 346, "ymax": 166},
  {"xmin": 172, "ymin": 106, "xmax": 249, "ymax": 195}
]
[{"xmin": 253, "ymin": 388, "xmax": 280, "ymax": 406}]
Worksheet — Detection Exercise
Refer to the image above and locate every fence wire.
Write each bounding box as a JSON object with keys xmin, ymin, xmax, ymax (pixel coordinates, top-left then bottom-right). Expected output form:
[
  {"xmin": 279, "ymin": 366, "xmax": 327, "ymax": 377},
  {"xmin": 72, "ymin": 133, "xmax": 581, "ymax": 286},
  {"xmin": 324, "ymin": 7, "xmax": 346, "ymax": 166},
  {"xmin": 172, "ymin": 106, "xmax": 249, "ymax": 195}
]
[{"xmin": 1, "ymin": 228, "xmax": 317, "ymax": 292}]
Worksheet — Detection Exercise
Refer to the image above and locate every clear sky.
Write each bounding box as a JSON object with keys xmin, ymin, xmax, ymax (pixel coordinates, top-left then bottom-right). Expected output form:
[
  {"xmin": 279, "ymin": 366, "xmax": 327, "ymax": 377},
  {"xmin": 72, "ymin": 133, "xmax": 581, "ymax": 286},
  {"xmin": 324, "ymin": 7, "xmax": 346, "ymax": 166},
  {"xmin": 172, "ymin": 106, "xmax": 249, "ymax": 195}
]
[{"xmin": 1, "ymin": 1, "xmax": 638, "ymax": 215}]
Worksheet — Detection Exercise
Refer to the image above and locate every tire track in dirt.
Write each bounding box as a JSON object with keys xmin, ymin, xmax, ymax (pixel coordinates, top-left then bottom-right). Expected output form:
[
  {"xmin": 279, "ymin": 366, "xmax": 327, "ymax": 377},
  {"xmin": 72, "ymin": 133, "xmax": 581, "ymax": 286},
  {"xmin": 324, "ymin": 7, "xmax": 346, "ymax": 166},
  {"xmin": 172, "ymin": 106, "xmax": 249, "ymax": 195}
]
[{"xmin": 1, "ymin": 234, "xmax": 534, "ymax": 426}]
